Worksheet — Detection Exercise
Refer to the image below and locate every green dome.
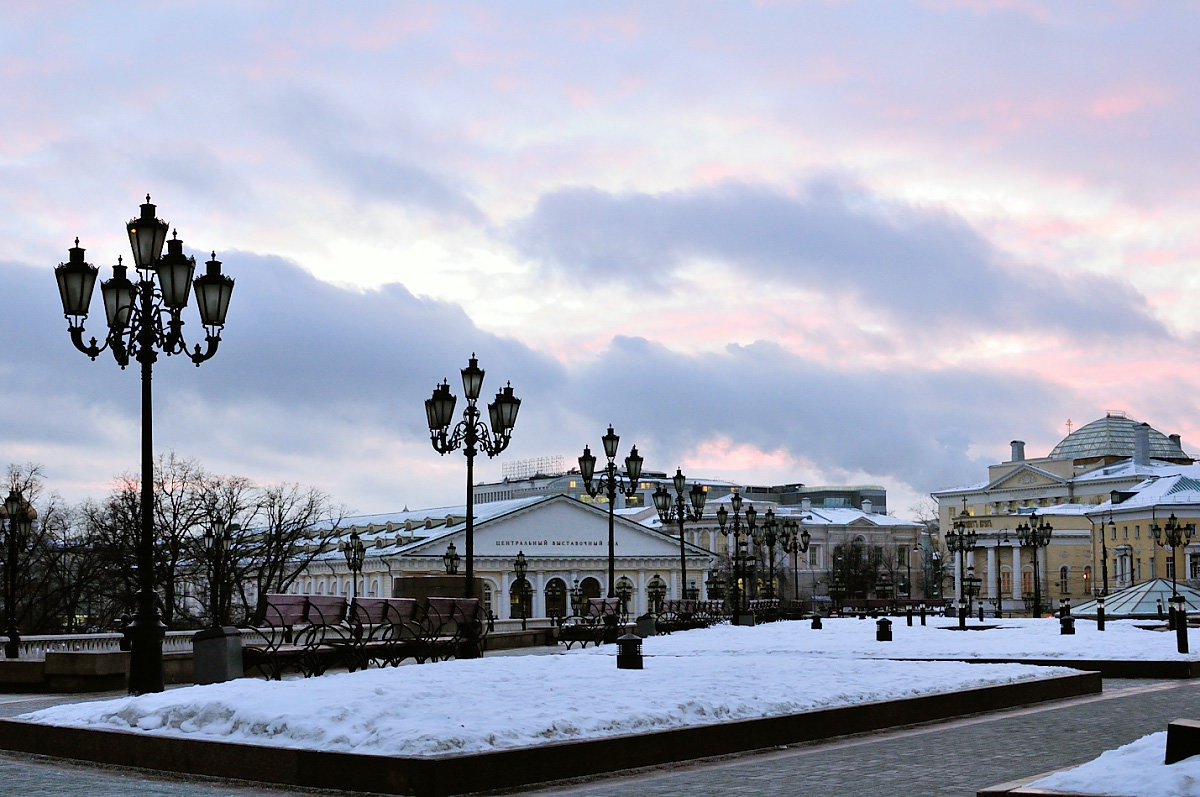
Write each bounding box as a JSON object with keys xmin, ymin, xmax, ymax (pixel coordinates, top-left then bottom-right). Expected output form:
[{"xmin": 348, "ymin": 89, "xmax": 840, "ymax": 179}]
[{"xmin": 1048, "ymin": 414, "xmax": 1187, "ymax": 461}]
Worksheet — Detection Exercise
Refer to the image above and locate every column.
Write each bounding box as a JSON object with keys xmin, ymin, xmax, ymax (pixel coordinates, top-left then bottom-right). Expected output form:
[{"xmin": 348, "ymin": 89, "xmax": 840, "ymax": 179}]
[
  {"xmin": 533, "ymin": 571, "xmax": 545, "ymax": 618},
  {"xmin": 987, "ymin": 545, "xmax": 998, "ymax": 600},
  {"xmin": 1010, "ymin": 547, "xmax": 1021, "ymax": 600}
]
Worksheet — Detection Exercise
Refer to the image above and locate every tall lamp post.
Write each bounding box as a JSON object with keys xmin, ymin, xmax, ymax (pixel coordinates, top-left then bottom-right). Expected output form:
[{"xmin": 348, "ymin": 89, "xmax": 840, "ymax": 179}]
[
  {"xmin": 945, "ymin": 501, "xmax": 976, "ymax": 630},
  {"xmin": 1151, "ymin": 513, "xmax": 1194, "ymax": 606},
  {"xmin": 652, "ymin": 468, "xmax": 707, "ymax": 600},
  {"xmin": 1015, "ymin": 512, "xmax": 1053, "ymax": 618},
  {"xmin": 342, "ymin": 530, "xmax": 365, "ymax": 602},
  {"xmin": 426, "ymin": 355, "xmax": 521, "ymax": 600},
  {"xmin": 201, "ymin": 520, "xmax": 236, "ymax": 628},
  {"xmin": 780, "ymin": 520, "xmax": 810, "ymax": 603},
  {"xmin": 579, "ymin": 426, "xmax": 644, "ymax": 598},
  {"xmin": 55, "ymin": 197, "xmax": 234, "ymax": 694},
  {"xmin": 717, "ymin": 492, "xmax": 759, "ymax": 625},
  {"xmin": 757, "ymin": 509, "xmax": 795, "ymax": 601},
  {"xmin": 1, "ymin": 490, "xmax": 36, "ymax": 659},
  {"xmin": 513, "ymin": 550, "xmax": 529, "ymax": 631}
]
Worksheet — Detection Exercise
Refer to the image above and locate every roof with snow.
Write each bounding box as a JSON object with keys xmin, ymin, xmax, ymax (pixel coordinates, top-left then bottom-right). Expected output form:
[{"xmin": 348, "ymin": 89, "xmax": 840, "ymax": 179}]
[
  {"xmin": 1070, "ymin": 578, "xmax": 1200, "ymax": 618},
  {"xmin": 1049, "ymin": 414, "xmax": 1189, "ymax": 461}
]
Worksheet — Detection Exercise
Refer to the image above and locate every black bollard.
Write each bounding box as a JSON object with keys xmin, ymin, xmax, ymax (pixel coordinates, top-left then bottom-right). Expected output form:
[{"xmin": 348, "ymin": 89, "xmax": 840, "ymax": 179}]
[
  {"xmin": 876, "ymin": 617, "xmax": 892, "ymax": 642},
  {"xmin": 906, "ymin": 607, "xmax": 913, "ymax": 627},
  {"xmin": 1097, "ymin": 596, "xmax": 1106, "ymax": 632},
  {"xmin": 978, "ymin": 604, "xmax": 984, "ymax": 622},
  {"xmin": 1060, "ymin": 615, "xmax": 1075, "ymax": 635},
  {"xmin": 1175, "ymin": 599, "xmax": 1189, "ymax": 654},
  {"xmin": 1169, "ymin": 604, "xmax": 1177, "ymax": 631},
  {"xmin": 811, "ymin": 615, "xmax": 822, "ymax": 630},
  {"xmin": 920, "ymin": 605, "xmax": 927, "ymax": 626}
]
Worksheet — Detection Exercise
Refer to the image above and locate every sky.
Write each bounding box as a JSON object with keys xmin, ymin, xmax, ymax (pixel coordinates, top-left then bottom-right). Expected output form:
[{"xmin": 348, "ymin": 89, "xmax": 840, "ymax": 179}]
[{"xmin": 5, "ymin": 1, "xmax": 1200, "ymax": 519}]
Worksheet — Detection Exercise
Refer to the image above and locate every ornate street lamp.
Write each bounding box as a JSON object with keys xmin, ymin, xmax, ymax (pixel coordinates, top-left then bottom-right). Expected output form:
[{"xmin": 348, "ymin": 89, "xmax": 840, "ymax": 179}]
[
  {"xmin": 648, "ymin": 579, "xmax": 666, "ymax": 614},
  {"xmin": 201, "ymin": 520, "xmax": 235, "ymax": 628},
  {"xmin": 56, "ymin": 197, "xmax": 233, "ymax": 694},
  {"xmin": 653, "ymin": 468, "xmax": 707, "ymax": 600},
  {"xmin": 1152, "ymin": 513, "xmax": 1194, "ymax": 604},
  {"xmin": 342, "ymin": 530, "xmax": 366, "ymax": 602},
  {"xmin": 780, "ymin": 519, "xmax": 810, "ymax": 603},
  {"xmin": 946, "ymin": 499, "xmax": 977, "ymax": 629},
  {"xmin": 705, "ymin": 568, "xmax": 725, "ymax": 600},
  {"xmin": 513, "ymin": 550, "xmax": 529, "ymax": 630},
  {"xmin": 1015, "ymin": 511, "xmax": 1053, "ymax": 618},
  {"xmin": 426, "ymin": 354, "xmax": 521, "ymax": 602},
  {"xmin": 442, "ymin": 541, "xmax": 460, "ymax": 575},
  {"xmin": 1, "ymin": 490, "xmax": 36, "ymax": 659},
  {"xmin": 579, "ymin": 426, "xmax": 643, "ymax": 599},
  {"xmin": 717, "ymin": 492, "xmax": 759, "ymax": 625}
]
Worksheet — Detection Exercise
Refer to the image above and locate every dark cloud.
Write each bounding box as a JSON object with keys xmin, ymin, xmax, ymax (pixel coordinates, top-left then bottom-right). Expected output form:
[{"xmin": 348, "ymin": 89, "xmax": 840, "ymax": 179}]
[{"xmin": 507, "ymin": 178, "xmax": 1166, "ymax": 340}]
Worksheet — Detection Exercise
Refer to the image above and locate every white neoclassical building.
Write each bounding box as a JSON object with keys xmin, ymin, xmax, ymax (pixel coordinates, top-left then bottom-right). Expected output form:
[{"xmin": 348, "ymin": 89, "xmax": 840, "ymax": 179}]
[{"xmin": 289, "ymin": 494, "xmax": 715, "ymax": 619}]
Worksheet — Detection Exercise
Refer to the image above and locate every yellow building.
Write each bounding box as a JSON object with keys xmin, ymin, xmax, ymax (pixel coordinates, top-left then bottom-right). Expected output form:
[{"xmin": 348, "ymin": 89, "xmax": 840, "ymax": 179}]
[{"xmin": 932, "ymin": 413, "xmax": 1192, "ymax": 615}]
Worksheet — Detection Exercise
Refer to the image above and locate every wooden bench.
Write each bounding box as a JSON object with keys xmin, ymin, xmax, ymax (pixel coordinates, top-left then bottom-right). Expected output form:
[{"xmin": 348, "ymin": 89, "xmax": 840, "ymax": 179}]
[
  {"xmin": 423, "ymin": 597, "xmax": 487, "ymax": 661},
  {"xmin": 343, "ymin": 597, "xmax": 428, "ymax": 670},
  {"xmin": 558, "ymin": 597, "xmax": 622, "ymax": 649},
  {"xmin": 242, "ymin": 594, "xmax": 350, "ymax": 680}
]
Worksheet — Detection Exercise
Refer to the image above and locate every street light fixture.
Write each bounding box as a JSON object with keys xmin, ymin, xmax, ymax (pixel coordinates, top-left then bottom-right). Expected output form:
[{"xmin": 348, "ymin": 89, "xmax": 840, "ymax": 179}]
[
  {"xmin": 426, "ymin": 354, "xmax": 521, "ymax": 601},
  {"xmin": 442, "ymin": 541, "xmax": 460, "ymax": 575},
  {"xmin": 513, "ymin": 550, "xmax": 529, "ymax": 631},
  {"xmin": 342, "ymin": 530, "xmax": 366, "ymax": 602},
  {"xmin": 1151, "ymin": 513, "xmax": 1194, "ymax": 605},
  {"xmin": 56, "ymin": 197, "xmax": 233, "ymax": 694},
  {"xmin": 946, "ymin": 499, "xmax": 977, "ymax": 629},
  {"xmin": 1, "ymin": 489, "xmax": 36, "ymax": 659},
  {"xmin": 717, "ymin": 492, "xmax": 759, "ymax": 625},
  {"xmin": 579, "ymin": 426, "xmax": 643, "ymax": 599},
  {"xmin": 1015, "ymin": 511, "xmax": 1053, "ymax": 618},
  {"xmin": 780, "ymin": 519, "xmax": 811, "ymax": 603},
  {"xmin": 652, "ymin": 468, "xmax": 707, "ymax": 600},
  {"xmin": 201, "ymin": 520, "xmax": 236, "ymax": 629}
]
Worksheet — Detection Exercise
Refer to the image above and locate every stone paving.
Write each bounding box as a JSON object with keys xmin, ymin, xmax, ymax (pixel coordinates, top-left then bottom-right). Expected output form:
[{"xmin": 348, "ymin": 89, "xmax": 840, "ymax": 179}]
[{"xmin": 0, "ymin": 677, "xmax": 1196, "ymax": 795}]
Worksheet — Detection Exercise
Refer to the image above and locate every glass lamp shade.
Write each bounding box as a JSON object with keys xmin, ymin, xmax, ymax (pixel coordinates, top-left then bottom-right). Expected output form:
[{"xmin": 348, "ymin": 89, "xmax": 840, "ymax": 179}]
[
  {"xmin": 730, "ymin": 492, "xmax": 742, "ymax": 513},
  {"xmin": 801, "ymin": 526, "xmax": 811, "ymax": 550},
  {"xmin": 126, "ymin": 197, "xmax": 169, "ymax": 270},
  {"xmin": 488, "ymin": 383, "xmax": 520, "ymax": 433},
  {"xmin": 672, "ymin": 467, "xmax": 686, "ymax": 496},
  {"xmin": 652, "ymin": 486, "xmax": 671, "ymax": 514},
  {"xmin": 3, "ymin": 489, "xmax": 22, "ymax": 518},
  {"xmin": 625, "ymin": 446, "xmax": 643, "ymax": 482},
  {"xmin": 443, "ymin": 541, "xmax": 460, "ymax": 574},
  {"xmin": 101, "ymin": 263, "xmax": 136, "ymax": 331},
  {"xmin": 602, "ymin": 426, "xmax": 619, "ymax": 460},
  {"xmin": 689, "ymin": 484, "xmax": 707, "ymax": 513},
  {"xmin": 203, "ymin": 528, "xmax": 215, "ymax": 552},
  {"xmin": 55, "ymin": 239, "xmax": 99, "ymax": 319},
  {"xmin": 763, "ymin": 507, "xmax": 776, "ymax": 530},
  {"xmin": 716, "ymin": 505, "xmax": 728, "ymax": 530},
  {"xmin": 514, "ymin": 550, "xmax": 528, "ymax": 579},
  {"xmin": 745, "ymin": 504, "xmax": 757, "ymax": 527},
  {"xmin": 154, "ymin": 234, "xmax": 195, "ymax": 309},
  {"xmin": 193, "ymin": 254, "xmax": 234, "ymax": 327},
  {"xmin": 461, "ymin": 355, "xmax": 484, "ymax": 401},
  {"xmin": 578, "ymin": 446, "xmax": 596, "ymax": 484},
  {"xmin": 426, "ymin": 381, "xmax": 456, "ymax": 432}
]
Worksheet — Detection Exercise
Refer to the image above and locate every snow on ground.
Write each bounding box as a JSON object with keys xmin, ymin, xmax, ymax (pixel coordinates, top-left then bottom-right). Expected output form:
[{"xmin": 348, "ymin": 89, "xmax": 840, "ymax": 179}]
[
  {"xmin": 1029, "ymin": 732, "xmax": 1200, "ymax": 797},
  {"xmin": 16, "ymin": 617, "xmax": 1189, "ymax": 758}
]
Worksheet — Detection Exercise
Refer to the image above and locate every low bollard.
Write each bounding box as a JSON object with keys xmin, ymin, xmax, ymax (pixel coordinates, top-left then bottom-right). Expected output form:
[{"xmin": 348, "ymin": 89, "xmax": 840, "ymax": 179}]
[
  {"xmin": 1097, "ymin": 596, "xmax": 1106, "ymax": 632},
  {"xmin": 616, "ymin": 633, "xmax": 644, "ymax": 670},
  {"xmin": 978, "ymin": 605, "xmax": 984, "ymax": 622},
  {"xmin": 906, "ymin": 607, "xmax": 913, "ymax": 627},
  {"xmin": 1060, "ymin": 615, "xmax": 1075, "ymax": 635},
  {"xmin": 919, "ymin": 605, "xmax": 927, "ymax": 626},
  {"xmin": 811, "ymin": 615, "xmax": 822, "ymax": 630},
  {"xmin": 876, "ymin": 617, "xmax": 892, "ymax": 642},
  {"xmin": 1174, "ymin": 598, "xmax": 1189, "ymax": 654}
]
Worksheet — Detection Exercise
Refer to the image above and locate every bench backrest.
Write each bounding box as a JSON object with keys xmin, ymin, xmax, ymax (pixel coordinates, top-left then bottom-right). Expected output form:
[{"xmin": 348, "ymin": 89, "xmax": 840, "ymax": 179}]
[
  {"xmin": 264, "ymin": 594, "xmax": 309, "ymax": 627},
  {"xmin": 305, "ymin": 595, "xmax": 348, "ymax": 625},
  {"xmin": 585, "ymin": 597, "xmax": 620, "ymax": 617},
  {"xmin": 351, "ymin": 597, "xmax": 421, "ymax": 626}
]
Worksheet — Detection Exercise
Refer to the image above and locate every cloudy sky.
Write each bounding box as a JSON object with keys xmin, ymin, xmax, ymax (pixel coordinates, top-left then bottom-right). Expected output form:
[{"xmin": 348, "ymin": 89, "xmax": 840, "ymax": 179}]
[{"xmin": 4, "ymin": 1, "xmax": 1200, "ymax": 518}]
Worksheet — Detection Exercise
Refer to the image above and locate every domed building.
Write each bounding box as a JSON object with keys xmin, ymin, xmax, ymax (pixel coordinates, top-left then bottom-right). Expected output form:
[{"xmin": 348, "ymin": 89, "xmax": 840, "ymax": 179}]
[{"xmin": 931, "ymin": 412, "xmax": 1194, "ymax": 616}]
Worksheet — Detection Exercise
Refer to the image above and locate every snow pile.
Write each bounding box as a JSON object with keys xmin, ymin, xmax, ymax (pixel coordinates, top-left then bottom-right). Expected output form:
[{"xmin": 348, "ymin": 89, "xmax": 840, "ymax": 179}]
[
  {"xmin": 1030, "ymin": 732, "xmax": 1200, "ymax": 796},
  {"xmin": 14, "ymin": 617, "xmax": 1121, "ymax": 756}
]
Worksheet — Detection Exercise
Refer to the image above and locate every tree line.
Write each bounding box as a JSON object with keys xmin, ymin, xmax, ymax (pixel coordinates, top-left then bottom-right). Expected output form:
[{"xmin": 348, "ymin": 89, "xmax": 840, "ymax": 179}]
[{"xmin": 2, "ymin": 455, "xmax": 347, "ymax": 635}]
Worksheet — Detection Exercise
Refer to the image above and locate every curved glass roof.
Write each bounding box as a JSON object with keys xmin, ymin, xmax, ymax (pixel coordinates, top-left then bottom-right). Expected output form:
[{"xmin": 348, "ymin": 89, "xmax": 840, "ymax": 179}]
[{"xmin": 1048, "ymin": 414, "xmax": 1187, "ymax": 461}]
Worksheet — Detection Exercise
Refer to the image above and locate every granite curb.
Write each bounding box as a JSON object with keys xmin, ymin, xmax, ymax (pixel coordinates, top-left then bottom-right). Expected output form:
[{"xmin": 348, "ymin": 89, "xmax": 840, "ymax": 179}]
[{"xmin": 0, "ymin": 671, "xmax": 1101, "ymax": 797}]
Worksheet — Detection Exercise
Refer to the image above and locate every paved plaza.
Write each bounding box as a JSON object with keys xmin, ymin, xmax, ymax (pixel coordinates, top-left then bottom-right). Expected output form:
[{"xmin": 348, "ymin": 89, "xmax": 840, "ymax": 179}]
[{"xmin": 0, "ymin": 676, "xmax": 1195, "ymax": 796}]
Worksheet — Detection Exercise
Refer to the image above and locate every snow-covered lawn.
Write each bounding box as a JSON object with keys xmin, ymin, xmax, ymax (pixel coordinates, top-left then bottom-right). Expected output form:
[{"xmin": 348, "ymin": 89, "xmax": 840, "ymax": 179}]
[{"xmin": 15, "ymin": 617, "xmax": 1188, "ymax": 758}]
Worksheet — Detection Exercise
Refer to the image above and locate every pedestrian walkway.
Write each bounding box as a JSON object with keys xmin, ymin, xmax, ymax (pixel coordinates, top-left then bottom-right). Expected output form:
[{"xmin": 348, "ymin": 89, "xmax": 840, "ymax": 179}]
[{"xmin": 0, "ymin": 678, "xmax": 1195, "ymax": 796}]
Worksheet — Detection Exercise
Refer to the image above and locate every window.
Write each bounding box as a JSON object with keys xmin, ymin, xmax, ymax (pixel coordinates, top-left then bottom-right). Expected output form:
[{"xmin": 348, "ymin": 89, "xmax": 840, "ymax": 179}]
[
  {"xmin": 1191, "ymin": 554, "xmax": 1200, "ymax": 580},
  {"xmin": 1082, "ymin": 566, "xmax": 1092, "ymax": 594},
  {"xmin": 1112, "ymin": 526, "xmax": 1118, "ymax": 541},
  {"xmin": 1123, "ymin": 525, "xmax": 1128, "ymax": 540},
  {"xmin": 1001, "ymin": 569, "xmax": 1012, "ymax": 595},
  {"xmin": 1167, "ymin": 558, "xmax": 1176, "ymax": 579},
  {"xmin": 1059, "ymin": 566, "xmax": 1069, "ymax": 594},
  {"xmin": 1151, "ymin": 559, "xmax": 1158, "ymax": 579},
  {"xmin": 1022, "ymin": 570, "xmax": 1033, "ymax": 594},
  {"xmin": 1135, "ymin": 525, "xmax": 1140, "ymax": 539}
]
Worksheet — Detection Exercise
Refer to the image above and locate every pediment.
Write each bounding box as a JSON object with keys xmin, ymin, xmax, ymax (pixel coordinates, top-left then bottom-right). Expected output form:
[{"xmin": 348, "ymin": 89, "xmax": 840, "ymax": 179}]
[
  {"xmin": 404, "ymin": 495, "xmax": 687, "ymax": 559},
  {"xmin": 987, "ymin": 464, "xmax": 1066, "ymax": 492}
]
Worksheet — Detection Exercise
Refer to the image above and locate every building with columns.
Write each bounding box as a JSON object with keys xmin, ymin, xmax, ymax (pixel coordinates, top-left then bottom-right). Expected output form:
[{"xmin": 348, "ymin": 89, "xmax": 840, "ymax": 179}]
[{"xmin": 932, "ymin": 413, "xmax": 1193, "ymax": 614}]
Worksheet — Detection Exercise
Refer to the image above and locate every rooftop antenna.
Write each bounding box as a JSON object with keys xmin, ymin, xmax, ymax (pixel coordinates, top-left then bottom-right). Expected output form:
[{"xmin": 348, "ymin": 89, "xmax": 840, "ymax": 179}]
[{"xmin": 1066, "ymin": 418, "xmax": 1074, "ymax": 434}]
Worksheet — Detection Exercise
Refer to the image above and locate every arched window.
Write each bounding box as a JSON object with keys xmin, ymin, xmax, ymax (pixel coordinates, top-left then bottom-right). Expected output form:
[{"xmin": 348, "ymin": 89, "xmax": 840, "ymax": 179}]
[
  {"xmin": 615, "ymin": 576, "xmax": 635, "ymax": 616},
  {"xmin": 510, "ymin": 578, "xmax": 532, "ymax": 619},
  {"xmin": 1058, "ymin": 565, "xmax": 1070, "ymax": 594},
  {"xmin": 647, "ymin": 576, "xmax": 667, "ymax": 613},
  {"xmin": 1000, "ymin": 567, "xmax": 1012, "ymax": 595},
  {"xmin": 545, "ymin": 578, "xmax": 567, "ymax": 619},
  {"xmin": 1082, "ymin": 566, "xmax": 1092, "ymax": 595},
  {"xmin": 482, "ymin": 582, "xmax": 494, "ymax": 615}
]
